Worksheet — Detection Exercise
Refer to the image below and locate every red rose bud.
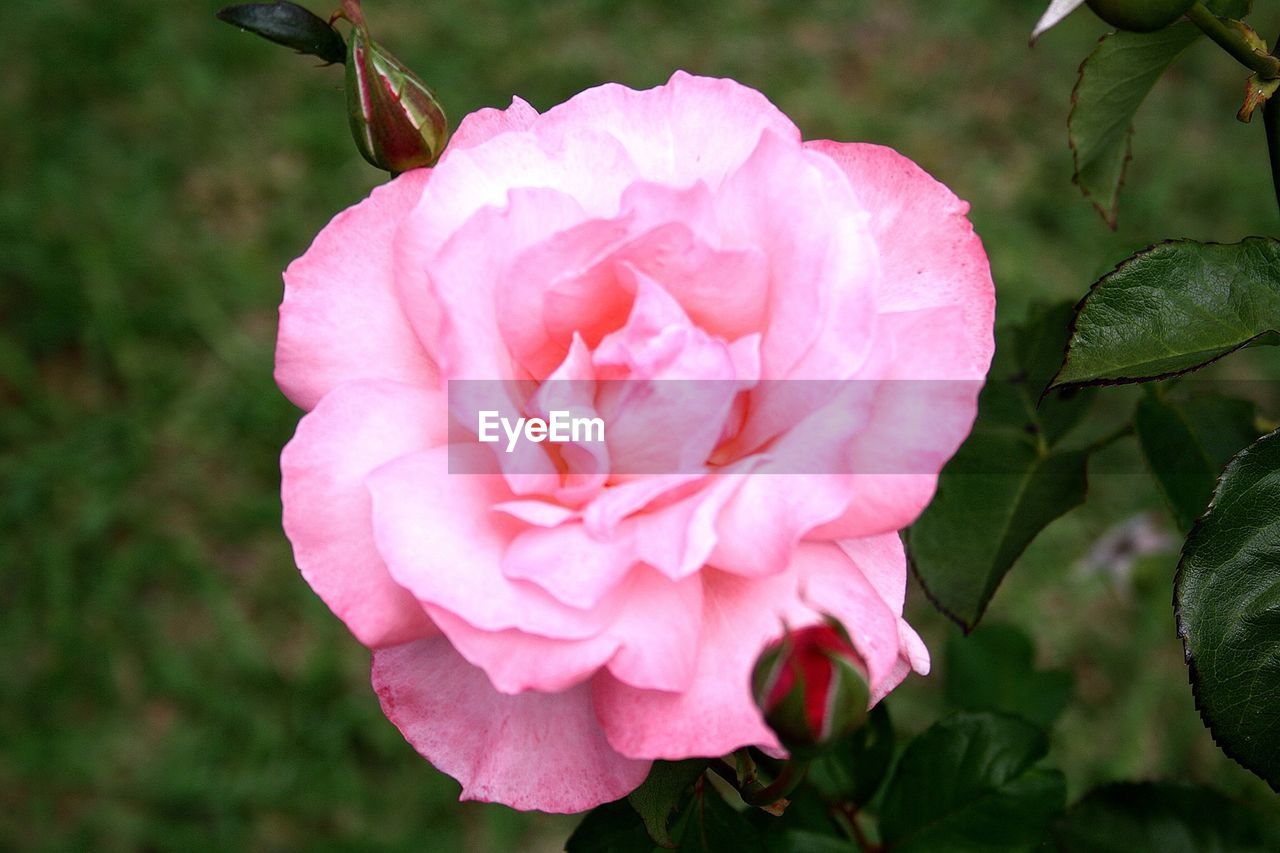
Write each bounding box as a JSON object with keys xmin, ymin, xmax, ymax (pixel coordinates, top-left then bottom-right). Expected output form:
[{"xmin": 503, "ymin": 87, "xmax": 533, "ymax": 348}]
[
  {"xmin": 752, "ymin": 622, "xmax": 870, "ymax": 753},
  {"xmin": 342, "ymin": 3, "xmax": 449, "ymax": 174}
]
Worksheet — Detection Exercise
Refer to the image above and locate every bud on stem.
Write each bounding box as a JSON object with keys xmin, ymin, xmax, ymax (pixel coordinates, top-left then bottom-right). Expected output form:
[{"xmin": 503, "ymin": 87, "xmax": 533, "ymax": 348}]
[
  {"xmin": 339, "ymin": 0, "xmax": 449, "ymax": 174},
  {"xmin": 752, "ymin": 620, "xmax": 871, "ymax": 756}
]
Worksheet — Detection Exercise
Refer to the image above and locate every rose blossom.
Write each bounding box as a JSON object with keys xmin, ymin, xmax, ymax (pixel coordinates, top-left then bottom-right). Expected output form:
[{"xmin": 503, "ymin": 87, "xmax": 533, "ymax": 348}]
[{"xmin": 276, "ymin": 71, "xmax": 994, "ymax": 812}]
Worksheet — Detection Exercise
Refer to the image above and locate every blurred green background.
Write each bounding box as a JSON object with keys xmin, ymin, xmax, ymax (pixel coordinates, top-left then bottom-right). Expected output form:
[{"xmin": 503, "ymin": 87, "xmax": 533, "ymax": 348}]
[{"xmin": 3, "ymin": 0, "xmax": 1277, "ymax": 849}]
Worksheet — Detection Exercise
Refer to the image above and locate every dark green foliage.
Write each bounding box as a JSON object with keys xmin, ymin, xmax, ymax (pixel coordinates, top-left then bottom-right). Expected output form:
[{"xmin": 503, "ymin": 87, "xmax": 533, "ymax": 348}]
[
  {"xmin": 907, "ymin": 303, "xmax": 1094, "ymax": 630},
  {"xmin": 1052, "ymin": 239, "xmax": 1280, "ymax": 388},
  {"xmin": 1070, "ymin": 23, "xmax": 1201, "ymax": 225},
  {"xmin": 945, "ymin": 624, "xmax": 1073, "ymax": 727},
  {"xmin": 1134, "ymin": 391, "xmax": 1259, "ymax": 531},
  {"xmin": 1054, "ymin": 782, "xmax": 1280, "ymax": 851},
  {"xmin": 807, "ymin": 705, "xmax": 894, "ymax": 807},
  {"xmin": 629, "ymin": 761, "xmax": 710, "ymax": 847},
  {"xmin": 878, "ymin": 713, "xmax": 1066, "ymax": 852},
  {"xmin": 567, "ymin": 800, "xmax": 662, "ymax": 853},
  {"xmin": 1174, "ymin": 430, "xmax": 1280, "ymax": 791},
  {"xmin": 217, "ymin": 2, "xmax": 347, "ymax": 64}
]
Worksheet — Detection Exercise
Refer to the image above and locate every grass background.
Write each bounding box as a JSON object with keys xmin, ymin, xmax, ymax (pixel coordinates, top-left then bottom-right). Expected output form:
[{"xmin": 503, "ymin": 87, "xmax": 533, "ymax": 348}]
[{"xmin": 3, "ymin": 0, "xmax": 1277, "ymax": 848}]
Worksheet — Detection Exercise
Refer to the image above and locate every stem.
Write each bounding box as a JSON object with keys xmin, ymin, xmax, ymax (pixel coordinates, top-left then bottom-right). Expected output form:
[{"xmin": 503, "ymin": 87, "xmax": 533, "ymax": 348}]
[
  {"xmin": 739, "ymin": 761, "xmax": 807, "ymax": 808},
  {"xmin": 706, "ymin": 757, "xmax": 806, "ymax": 809},
  {"xmin": 332, "ymin": 0, "xmax": 367, "ymax": 31},
  {"xmin": 707, "ymin": 758, "xmax": 740, "ymax": 788},
  {"xmin": 833, "ymin": 802, "xmax": 882, "ymax": 852},
  {"xmin": 1186, "ymin": 4, "xmax": 1280, "ymax": 79},
  {"xmin": 1265, "ymin": 34, "xmax": 1280, "ymax": 216}
]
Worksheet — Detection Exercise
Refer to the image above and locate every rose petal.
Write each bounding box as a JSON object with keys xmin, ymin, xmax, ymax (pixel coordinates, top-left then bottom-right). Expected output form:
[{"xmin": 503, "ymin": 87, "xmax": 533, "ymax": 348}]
[
  {"xmin": 796, "ymin": 536, "xmax": 907, "ymax": 691},
  {"xmin": 808, "ymin": 308, "xmax": 985, "ymax": 539},
  {"xmin": 592, "ymin": 273, "xmax": 747, "ymax": 473},
  {"xmin": 373, "ymin": 636, "xmax": 650, "ymax": 813},
  {"xmin": 593, "ymin": 540, "xmax": 901, "ymax": 759},
  {"xmin": 506, "ymin": 471, "xmax": 752, "ymax": 609},
  {"xmin": 535, "ymin": 70, "xmax": 801, "ymax": 188},
  {"xmin": 426, "ymin": 605, "xmax": 619, "ymax": 694},
  {"xmin": 592, "ymin": 569, "xmax": 794, "ymax": 759},
  {"xmin": 496, "ymin": 181, "xmax": 769, "ymax": 380},
  {"xmin": 400, "ymin": 186, "xmax": 587, "ymax": 381},
  {"xmin": 806, "ymin": 141, "xmax": 995, "ymax": 378},
  {"xmin": 366, "ymin": 445, "xmax": 617, "ymax": 640},
  {"xmin": 501, "ymin": 520, "xmax": 638, "ymax": 610},
  {"xmin": 276, "ymin": 170, "xmax": 437, "ymax": 410},
  {"xmin": 444, "ymin": 96, "xmax": 539, "ymax": 153},
  {"xmin": 281, "ymin": 379, "xmax": 446, "ymax": 647},
  {"xmin": 427, "ymin": 565, "xmax": 702, "ymax": 694}
]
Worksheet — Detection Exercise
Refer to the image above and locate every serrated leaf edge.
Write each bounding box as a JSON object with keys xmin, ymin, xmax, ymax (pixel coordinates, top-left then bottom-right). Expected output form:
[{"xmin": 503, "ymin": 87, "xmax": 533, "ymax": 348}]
[
  {"xmin": 1048, "ymin": 237, "xmax": 1280, "ymax": 393},
  {"xmin": 1172, "ymin": 428, "xmax": 1280, "ymax": 793}
]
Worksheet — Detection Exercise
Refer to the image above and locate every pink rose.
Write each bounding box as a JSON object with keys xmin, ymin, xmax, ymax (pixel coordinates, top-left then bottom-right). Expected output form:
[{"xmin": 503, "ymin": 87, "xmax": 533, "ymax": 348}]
[{"xmin": 276, "ymin": 71, "xmax": 994, "ymax": 813}]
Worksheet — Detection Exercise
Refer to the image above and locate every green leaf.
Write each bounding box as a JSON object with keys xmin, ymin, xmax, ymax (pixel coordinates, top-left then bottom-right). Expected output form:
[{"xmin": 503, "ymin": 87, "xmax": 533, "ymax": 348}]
[
  {"xmin": 807, "ymin": 704, "xmax": 894, "ymax": 807},
  {"xmin": 761, "ymin": 830, "xmax": 854, "ymax": 853},
  {"xmin": 908, "ymin": 304, "xmax": 1093, "ymax": 631},
  {"xmin": 1014, "ymin": 302, "xmax": 1097, "ymax": 445},
  {"xmin": 1069, "ymin": 24, "xmax": 1200, "ymax": 226},
  {"xmin": 216, "ymin": 2, "xmax": 347, "ymax": 64},
  {"xmin": 908, "ymin": 435, "xmax": 1088, "ymax": 631},
  {"xmin": 1207, "ymin": 0, "xmax": 1253, "ymax": 18},
  {"xmin": 676, "ymin": 783, "xmax": 765, "ymax": 853},
  {"xmin": 1174, "ymin": 429, "xmax": 1280, "ymax": 791},
  {"xmin": 628, "ymin": 760, "xmax": 709, "ymax": 848},
  {"xmin": 945, "ymin": 623, "xmax": 1074, "ymax": 727},
  {"xmin": 1053, "ymin": 782, "xmax": 1280, "ymax": 852},
  {"xmin": 879, "ymin": 712, "xmax": 1066, "ymax": 852},
  {"xmin": 1135, "ymin": 392, "xmax": 1260, "ymax": 531},
  {"xmin": 748, "ymin": 784, "xmax": 843, "ymax": 843},
  {"xmin": 1052, "ymin": 239, "xmax": 1280, "ymax": 388},
  {"xmin": 566, "ymin": 800, "xmax": 660, "ymax": 853}
]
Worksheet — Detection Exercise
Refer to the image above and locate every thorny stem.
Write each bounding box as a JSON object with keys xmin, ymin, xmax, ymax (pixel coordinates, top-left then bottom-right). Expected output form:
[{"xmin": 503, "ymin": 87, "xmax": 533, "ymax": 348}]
[
  {"xmin": 1186, "ymin": 3, "xmax": 1280, "ymax": 79},
  {"xmin": 1182, "ymin": 7, "xmax": 1280, "ymax": 213}
]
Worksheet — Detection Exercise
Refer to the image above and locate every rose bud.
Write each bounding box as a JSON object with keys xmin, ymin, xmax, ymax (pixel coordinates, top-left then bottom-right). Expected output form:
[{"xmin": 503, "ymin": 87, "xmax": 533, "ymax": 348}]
[
  {"xmin": 343, "ymin": 6, "xmax": 449, "ymax": 174},
  {"xmin": 752, "ymin": 621, "xmax": 871, "ymax": 754},
  {"xmin": 1085, "ymin": 0, "xmax": 1195, "ymax": 33}
]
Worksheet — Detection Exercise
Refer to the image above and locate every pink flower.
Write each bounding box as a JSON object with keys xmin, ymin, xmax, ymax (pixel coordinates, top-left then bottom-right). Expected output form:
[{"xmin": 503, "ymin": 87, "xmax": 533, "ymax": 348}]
[{"xmin": 276, "ymin": 71, "xmax": 994, "ymax": 813}]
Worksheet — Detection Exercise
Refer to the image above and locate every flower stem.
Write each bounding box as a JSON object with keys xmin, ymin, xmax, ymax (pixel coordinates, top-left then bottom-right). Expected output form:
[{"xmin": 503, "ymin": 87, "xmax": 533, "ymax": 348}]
[
  {"xmin": 1265, "ymin": 35, "xmax": 1280, "ymax": 216},
  {"xmin": 740, "ymin": 761, "xmax": 807, "ymax": 807},
  {"xmin": 1186, "ymin": 3, "xmax": 1280, "ymax": 79},
  {"xmin": 331, "ymin": 0, "xmax": 367, "ymax": 31},
  {"xmin": 706, "ymin": 757, "xmax": 806, "ymax": 809},
  {"xmin": 833, "ymin": 802, "xmax": 882, "ymax": 852}
]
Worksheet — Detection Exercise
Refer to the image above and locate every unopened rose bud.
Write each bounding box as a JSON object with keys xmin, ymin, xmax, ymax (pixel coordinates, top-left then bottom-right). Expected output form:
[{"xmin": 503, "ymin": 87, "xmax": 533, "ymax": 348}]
[
  {"xmin": 344, "ymin": 12, "xmax": 449, "ymax": 174},
  {"xmin": 1084, "ymin": 0, "xmax": 1195, "ymax": 33},
  {"xmin": 752, "ymin": 621, "xmax": 870, "ymax": 754}
]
